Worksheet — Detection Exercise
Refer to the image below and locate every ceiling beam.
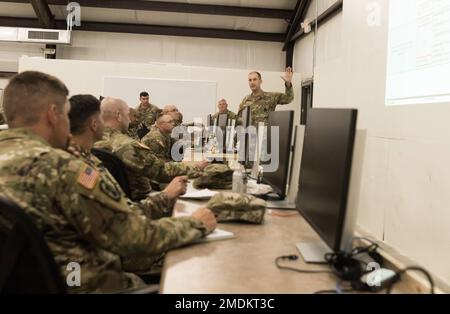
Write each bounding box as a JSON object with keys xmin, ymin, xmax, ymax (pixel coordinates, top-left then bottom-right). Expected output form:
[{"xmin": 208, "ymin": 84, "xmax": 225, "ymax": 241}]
[
  {"xmin": 2, "ymin": 0, "xmax": 293, "ymax": 19},
  {"xmin": 0, "ymin": 71, "xmax": 17, "ymax": 78},
  {"xmin": 29, "ymin": 0, "xmax": 55, "ymax": 28},
  {"xmin": 0, "ymin": 17, "xmax": 285, "ymax": 42},
  {"xmin": 282, "ymin": 0, "xmax": 311, "ymax": 51},
  {"xmin": 289, "ymin": 0, "xmax": 343, "ymax": 44}
]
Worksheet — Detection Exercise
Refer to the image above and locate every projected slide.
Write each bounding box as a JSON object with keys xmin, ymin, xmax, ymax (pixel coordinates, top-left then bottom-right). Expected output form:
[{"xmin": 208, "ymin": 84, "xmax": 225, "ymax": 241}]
[{"xmin": 386, "ymin": 0, "xmax": 450, "ymax": 106}]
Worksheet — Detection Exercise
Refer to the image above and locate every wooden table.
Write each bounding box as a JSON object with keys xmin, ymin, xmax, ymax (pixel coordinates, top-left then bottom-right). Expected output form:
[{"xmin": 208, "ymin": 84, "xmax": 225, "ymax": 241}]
[{"xmin": 160, "ymin": 199, "xmax": 339, "ymax": 294}]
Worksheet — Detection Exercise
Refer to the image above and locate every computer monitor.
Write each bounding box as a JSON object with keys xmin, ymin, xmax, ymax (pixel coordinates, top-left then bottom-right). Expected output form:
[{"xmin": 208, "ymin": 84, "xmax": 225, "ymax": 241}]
[
  {"xmin": 296, "ymin": 108, "xmax": 358, "ymax": 263},
  {"xmin": 206, "ymin": 114, "xmax": 212, "ymax": 127},
  {"xmin": 217, "ymin": 113, "xmax": 228, "ymax": 153},
  {"xmin": 262, "ymin": 110, "xmax": 294, "ymax": 200},
  {"xmin": 238, "ymin": 106, "xmax": 252, "ymax": 166}
]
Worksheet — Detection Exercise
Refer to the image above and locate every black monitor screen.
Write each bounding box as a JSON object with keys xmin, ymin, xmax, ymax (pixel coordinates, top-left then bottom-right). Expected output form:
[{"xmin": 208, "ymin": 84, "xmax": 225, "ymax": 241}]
[
  {"xmin": 238, "ymin": 106, "xmax": 251, "ymax": 165},
  {"xmin": 296, "ymin": 108, "xmax": 357, "ymax": 252},
  {"xmin": 262, "ymin": 110, "xmax": 294, "ymax": 199},
  {"xmin": 241, "ymin": 106, "xmax": 251, "ymax": 128}
]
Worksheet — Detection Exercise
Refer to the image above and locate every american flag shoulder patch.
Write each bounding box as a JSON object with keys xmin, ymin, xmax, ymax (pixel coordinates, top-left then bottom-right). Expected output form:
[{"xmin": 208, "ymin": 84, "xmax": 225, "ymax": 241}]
[{"xmin": 77, "ymin": 164, "xmax": 99, "ymax": 190}]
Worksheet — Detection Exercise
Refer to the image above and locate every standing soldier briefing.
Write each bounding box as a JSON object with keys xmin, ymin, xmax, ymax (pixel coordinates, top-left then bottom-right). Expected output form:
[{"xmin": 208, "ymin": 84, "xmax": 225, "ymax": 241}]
[{"xmin": 237, "ymin": 67, "xmax": 294, "ymax": 125}]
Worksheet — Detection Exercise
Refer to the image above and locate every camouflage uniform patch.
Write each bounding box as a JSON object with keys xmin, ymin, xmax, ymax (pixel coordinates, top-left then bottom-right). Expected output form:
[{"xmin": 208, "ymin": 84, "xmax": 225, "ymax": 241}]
[{"xmin": 68, "ymin": 142, "xmax": 176, "ymax": 220}]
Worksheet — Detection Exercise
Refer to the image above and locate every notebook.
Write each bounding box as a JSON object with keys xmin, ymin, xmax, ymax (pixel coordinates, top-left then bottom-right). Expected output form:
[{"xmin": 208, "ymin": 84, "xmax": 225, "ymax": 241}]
[
  {"xmin": 193, "ymin": 228, "xmax": 235, "ymax": 243},
  {"xmin": 179, "ymin": 188, "xmax": 218, "ymax": 200}
]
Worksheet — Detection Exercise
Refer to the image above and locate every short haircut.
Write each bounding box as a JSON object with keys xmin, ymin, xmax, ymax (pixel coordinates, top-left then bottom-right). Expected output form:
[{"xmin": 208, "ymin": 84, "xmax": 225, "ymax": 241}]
[
  {"xmin": 3, "ymin": 71, "xmax": 69, "ymax": 126},
  {"xmin": 100, "ymin": 97, "xmax": 128, "ymax": 120},
  {"xmin": 156, "ymin": 113, "xmax": 173, "ymax": 122},
  {"xmin": 68, "ymin": 94, "xmax": 101, "ymax": 135},
  {"xmin": 248, "ymin": 71, "xmax": 262, "ymax": 80},
  {"xmin": 140, "ymin": 91, "xmax": 149, "ymax": 98}
]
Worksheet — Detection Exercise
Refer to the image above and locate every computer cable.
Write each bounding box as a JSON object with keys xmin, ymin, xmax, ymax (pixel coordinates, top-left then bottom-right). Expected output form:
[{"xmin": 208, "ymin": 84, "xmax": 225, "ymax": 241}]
[
  {"xmin": 275, "ymin": 255, "xmax": 332, "ymax": 274},
  {"xmin": 347, "ymin": 241, "xmax": 434, "ymax": 294},
  {"xmin": 385, "ymin": 266, "xmax": 435, "ymax": 294},
  {"xmin": 312, "ymin": 240, "xmax": 434, "ymax": 294},
  {"xmin": 349, "ymin": 236, "xmax": 379, "ymax": 247},
  {"xmin": 276, "ymin": 240, "xmax": 383, "ymax": 278}
]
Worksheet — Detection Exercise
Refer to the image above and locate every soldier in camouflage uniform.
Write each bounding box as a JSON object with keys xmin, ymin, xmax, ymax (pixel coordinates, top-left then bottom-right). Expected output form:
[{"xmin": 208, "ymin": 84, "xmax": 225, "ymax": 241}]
[
  {"xmin": 128, "ymin": 91, "xmax": 160, "ymax": 139},
  {"xmin": 162, "ymin": 104, "xmax": 183, "ymax": 126},
  {"xmin": 68, "ymin": 94, "xmax": 194, "ymax": 275},
  {"xmin": 126, "ymin": 107, "xmax": 140, "ymax": 140},
  {"xmin": 94, "ymin": 97, "xmax": 208, "ymax": 201},
  {"xmin": 211, "ymin": 99, "xmax": 237, "ymax": 122},
  {"xmin": 0, "ymin": 71, "xmax": 217, "ymax": 293},
  {"xmin": 68, "ymin": 94, "xmax": 189, "ymax": 219},
  {"xmin": 141, "ymin": 113, "xmax": 177, "ymax": 162},
  {"xmin": 237, "ymin": 67, "xmax": 294, "ymax": 125}
]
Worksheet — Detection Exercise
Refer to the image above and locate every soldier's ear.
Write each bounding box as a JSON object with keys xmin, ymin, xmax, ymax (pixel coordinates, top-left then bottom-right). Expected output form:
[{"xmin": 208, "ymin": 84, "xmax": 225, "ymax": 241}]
[
  {"xmin": 46, "ymin": 103, "xmax": 59, "ymax": 126},
  {"xmin": 115, "ymin": 110, "xmax": 122, "ymax": 122},
  {"xmin": 90, "ymin": 117, "xmax": 98, "ymax": 132}
]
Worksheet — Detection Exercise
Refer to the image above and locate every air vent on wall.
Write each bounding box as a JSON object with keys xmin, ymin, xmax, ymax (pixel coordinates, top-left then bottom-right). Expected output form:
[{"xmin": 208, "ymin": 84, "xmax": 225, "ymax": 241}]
[
  {"xmin": 0, "ymin": 27, "xmax": 71, "ymax": 44},
  {"xmin": 28, "ymin": 30, "xmax": 59, "ymax": 41}
]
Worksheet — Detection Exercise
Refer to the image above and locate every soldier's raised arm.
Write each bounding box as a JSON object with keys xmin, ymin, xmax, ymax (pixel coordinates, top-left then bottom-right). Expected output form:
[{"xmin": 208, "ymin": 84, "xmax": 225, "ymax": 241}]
[{"xmin": 276, "ymin": 67, "xmax": 294, "ymax": 104}]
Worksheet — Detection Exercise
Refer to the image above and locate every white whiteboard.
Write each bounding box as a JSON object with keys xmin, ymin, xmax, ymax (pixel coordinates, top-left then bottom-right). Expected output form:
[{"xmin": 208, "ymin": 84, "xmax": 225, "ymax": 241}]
[{"xmin": 103, "ymin": 76, "xmax": 217, "ymax": 123}]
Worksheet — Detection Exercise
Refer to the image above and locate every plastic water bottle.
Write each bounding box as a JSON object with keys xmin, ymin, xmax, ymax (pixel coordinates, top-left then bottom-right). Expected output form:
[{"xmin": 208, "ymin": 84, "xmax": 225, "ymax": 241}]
[
  {"xmin": 241, "ymin": 169, "xmax": 248, "ymax": 194},
  {"xmin": 232, "ymin": 167, "xmax": 248, "ymax": 194},
  {"xmin": 257, "ymin": 166, "xmax": 264, "ymax": 184},
  {"xmin": 232, "ymin": 168, "xmax": 243, "ymax": 193}
]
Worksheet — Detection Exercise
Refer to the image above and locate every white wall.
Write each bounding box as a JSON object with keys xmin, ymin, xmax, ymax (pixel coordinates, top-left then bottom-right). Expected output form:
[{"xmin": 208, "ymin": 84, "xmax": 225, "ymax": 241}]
[
  {"xmin": 18, "ymin": 56, "xmax": 300, "ymax": 122},
  {"xmin": 1, "ymin": 30, "xmax": 286, "ymax": 72},
  {"xmin": 293, "ymin": 0, "xmax": 450, "ymax": 286},
  {"xmin": 0, "ymin": 78, "xmax": 9, "ymax": 89}
]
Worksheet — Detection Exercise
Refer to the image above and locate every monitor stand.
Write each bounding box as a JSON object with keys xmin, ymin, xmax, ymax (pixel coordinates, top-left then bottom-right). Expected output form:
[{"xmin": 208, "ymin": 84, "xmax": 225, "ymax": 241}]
[
  {"xmin": 296, "ymin": 242, "xmax": 332, "ymax": 264},
  {"xmin": 264, "ymin": 193, "xmax": 296, "ymax": 210}
]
